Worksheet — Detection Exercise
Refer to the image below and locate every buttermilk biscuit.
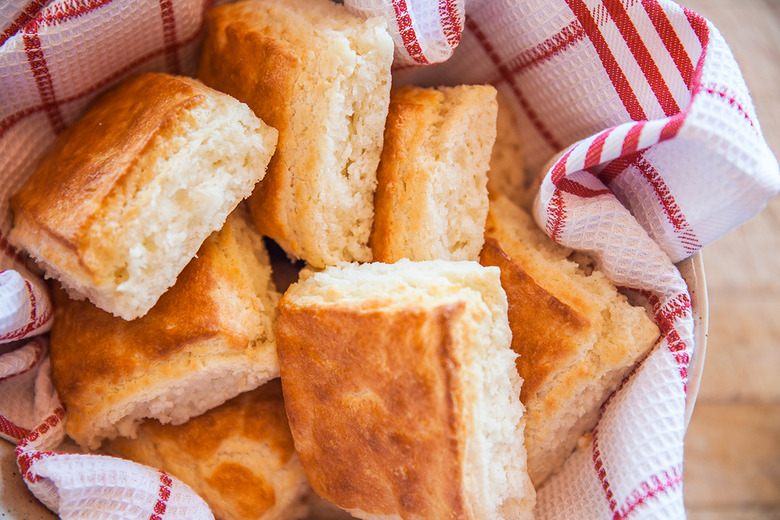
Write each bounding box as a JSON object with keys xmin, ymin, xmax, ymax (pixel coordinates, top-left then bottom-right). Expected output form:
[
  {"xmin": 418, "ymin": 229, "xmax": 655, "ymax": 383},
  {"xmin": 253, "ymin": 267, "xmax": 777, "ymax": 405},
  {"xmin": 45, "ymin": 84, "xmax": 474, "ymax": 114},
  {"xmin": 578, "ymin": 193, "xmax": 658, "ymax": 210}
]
[
  {"xmin": 199, "ymin": 0, "xmax": 393, "ymax": 268},
  {"xmin": 370, "ymin": 85, "xmax": 497, "ymax": 263},
  {"xmin": 105, "ymin": 380, "xmax": 310, "ymax": 520},
  {"xmin": 479, "ymin": 195, "xmax": 660, "ymax": 485},
  {"xmin": 277, "ymin": 260, "xmax": 535, "ymax": 520},
  {"xmin": 9, "ymin": 72, "xmax": 277, "ymax": 320},
  {"xmin": 50, "ymin": 209, "xmax": 281, "ymax": 450}
]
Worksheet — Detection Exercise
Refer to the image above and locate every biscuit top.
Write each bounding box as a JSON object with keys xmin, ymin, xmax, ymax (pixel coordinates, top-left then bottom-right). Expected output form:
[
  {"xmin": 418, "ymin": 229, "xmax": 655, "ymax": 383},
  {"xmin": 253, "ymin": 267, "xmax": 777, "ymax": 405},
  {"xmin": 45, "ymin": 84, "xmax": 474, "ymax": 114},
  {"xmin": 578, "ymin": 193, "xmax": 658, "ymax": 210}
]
[
  {"xmin": 154, "ymin": 379, "xmax": 294, "ymax": 465},
  {"xmin": 370, "ymin": 87, "xmax": 445, "ymax": 261},
  {"xmin": 106, "ymin": 380, "xmax": 297, "ymax": 520},
  {"xmin": 480, "ymin": 197, "xmax": 605, "ymax": 402},
  {"xmin": 278, "ymin": 299, "xmax": 471, "ymax": 519},
  {"xmin": 10, "ymin": 73, "xmax": 210, "ymax": 248},
  {"xmin": 159, "ymin": 380, "xmax": 296, "ymax": 520},
  {"xmin": 277, "ymin": 260, "xmax": 513, "ymax": 519},
  {"xmin": 388, "ymin": 84, "xmax": 441, "ymax": 106},
  {"xmin": 480, "ymin": 195, "xmax": 659, "ymax": 403},
  {"xmin": 199, "ymin": 5, "xmax": 298, "ymax": 139},
  {"xmin": 198, "ymin": 6, "xmax": 300, "ymax": 242}
]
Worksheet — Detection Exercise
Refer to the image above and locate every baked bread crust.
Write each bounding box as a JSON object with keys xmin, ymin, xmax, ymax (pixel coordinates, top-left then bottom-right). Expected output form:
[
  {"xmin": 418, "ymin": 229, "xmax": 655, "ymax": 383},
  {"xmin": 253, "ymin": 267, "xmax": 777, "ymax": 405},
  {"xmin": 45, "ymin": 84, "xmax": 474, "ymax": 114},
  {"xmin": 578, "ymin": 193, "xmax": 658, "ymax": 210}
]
[
  {"xmin": 480, "ymin": 237, "xmax": 594, "ymax": 403},
  {"xmin": 9, "ymin": 72, "xmax": 277, "ymax": 319},
  {"xmin": 50, "ymin": 208, "xmax": 281, "ymax": 449},
  {"xmin": 105, "ymin": 380, "xmax": 310, "ymax": 520},
  {"xmin": 281, "ymin": 302, "xmax": 471, "ymax": 519},
  {"xmin": 480, "ymin": 195, "xmax": 661, "ymax": 485}
]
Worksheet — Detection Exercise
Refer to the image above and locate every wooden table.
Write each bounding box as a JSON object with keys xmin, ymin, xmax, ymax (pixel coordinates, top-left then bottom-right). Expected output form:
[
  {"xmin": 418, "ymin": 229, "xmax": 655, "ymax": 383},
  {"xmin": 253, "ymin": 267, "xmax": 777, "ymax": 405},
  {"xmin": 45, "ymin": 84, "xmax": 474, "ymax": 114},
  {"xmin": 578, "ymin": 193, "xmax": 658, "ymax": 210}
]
[{"xmin": 678, "ymin": 1, "xmax": 780, "ymax": 518}]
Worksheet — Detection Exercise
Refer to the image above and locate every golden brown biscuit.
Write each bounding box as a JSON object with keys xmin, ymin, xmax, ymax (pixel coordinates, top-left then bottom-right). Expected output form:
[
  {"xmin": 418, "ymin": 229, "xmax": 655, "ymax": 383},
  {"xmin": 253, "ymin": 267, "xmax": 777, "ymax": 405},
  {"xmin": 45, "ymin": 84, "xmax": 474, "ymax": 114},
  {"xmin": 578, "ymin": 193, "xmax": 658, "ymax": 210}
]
[
  {"xmin": 479, "ymin": 195, "xmax": 661, "ymax": 485},
  {"xmin": 9, "ymin": 72, "xmax": 277, "ymax": 320},
  {"xmin": 277, "ymin": 260, "xmax": 535, "ymax": 520},
  {"xmin": 105, "ymin": 380, "xmax": 309, "ymax": 520},
  {"xmin": 199, "ymin": 0, "xmax": 393, "ymax": 268},
  {"xmin": 370, "ymin": 85, "xmax": 497, "ymax": 263},
  {"xmin": 50, "ymin": 208, "xmax": 280, "ymax": 450}
]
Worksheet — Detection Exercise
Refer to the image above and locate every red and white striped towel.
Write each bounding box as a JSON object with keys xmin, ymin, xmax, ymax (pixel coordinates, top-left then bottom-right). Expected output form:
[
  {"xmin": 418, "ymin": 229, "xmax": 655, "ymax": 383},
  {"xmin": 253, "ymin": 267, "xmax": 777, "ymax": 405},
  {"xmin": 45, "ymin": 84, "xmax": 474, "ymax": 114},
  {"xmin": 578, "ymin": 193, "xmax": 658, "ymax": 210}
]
[{"xmin": 0, "ymin": 1, "xmax": 777, "ymax": 519}]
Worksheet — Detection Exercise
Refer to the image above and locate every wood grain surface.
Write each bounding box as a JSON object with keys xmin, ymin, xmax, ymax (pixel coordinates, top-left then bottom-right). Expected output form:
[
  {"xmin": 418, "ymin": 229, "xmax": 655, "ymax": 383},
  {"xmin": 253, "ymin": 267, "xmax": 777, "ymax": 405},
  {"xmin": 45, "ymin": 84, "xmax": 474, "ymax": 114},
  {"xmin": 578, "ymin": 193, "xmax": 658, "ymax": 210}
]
[{"xmin": 677, "ymin": 0, "xmax": 780, "ymax": 518}]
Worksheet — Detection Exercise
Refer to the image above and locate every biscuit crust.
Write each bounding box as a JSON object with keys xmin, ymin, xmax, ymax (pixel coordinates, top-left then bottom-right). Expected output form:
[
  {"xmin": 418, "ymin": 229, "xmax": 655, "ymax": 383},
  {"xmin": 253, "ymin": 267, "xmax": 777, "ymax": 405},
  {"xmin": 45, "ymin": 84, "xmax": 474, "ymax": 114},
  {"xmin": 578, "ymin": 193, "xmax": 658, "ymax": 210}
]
[{"xmin": 278, "ymin": 302, "xmax": 471, "ymax": 519}]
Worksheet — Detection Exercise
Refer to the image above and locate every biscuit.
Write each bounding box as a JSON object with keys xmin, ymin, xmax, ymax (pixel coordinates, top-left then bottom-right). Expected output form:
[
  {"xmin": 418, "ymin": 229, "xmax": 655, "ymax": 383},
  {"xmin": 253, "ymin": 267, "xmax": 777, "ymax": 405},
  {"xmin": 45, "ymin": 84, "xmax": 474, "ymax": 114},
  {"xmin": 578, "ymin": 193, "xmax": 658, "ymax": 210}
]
[
  {"xmin": 50, "ymin": 208, "xmax": 281, "ymax": 449},
  {"xmin": 370, "ymin": 85, "xmax": 496, "ymax": 263},
  {"xmin": 199, "ymin": 0, "xmax": 393, "ymax": 267},
  {"xmin": 105, "ymin": 380, "xmax": 309, "ymax": 520},
  {"xmin": 9, "ymin": 72, "xmax": 277, "ymax": 320},
  {"xmin": 480, "ymin": 195, "xmax": 661, "ymax": 485},
  {"xmin": 277, "ymin": 260, "xmax": 535, "ymax": 520}
]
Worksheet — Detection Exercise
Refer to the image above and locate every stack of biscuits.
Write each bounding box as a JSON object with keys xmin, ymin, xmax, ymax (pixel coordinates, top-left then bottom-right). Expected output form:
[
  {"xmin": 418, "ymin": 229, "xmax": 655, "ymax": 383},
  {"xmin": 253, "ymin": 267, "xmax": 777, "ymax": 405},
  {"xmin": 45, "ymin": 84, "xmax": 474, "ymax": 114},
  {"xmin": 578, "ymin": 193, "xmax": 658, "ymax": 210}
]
[{"xmin": 7, "ymin": 0, "xmax": 661, "ymax": 519}]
